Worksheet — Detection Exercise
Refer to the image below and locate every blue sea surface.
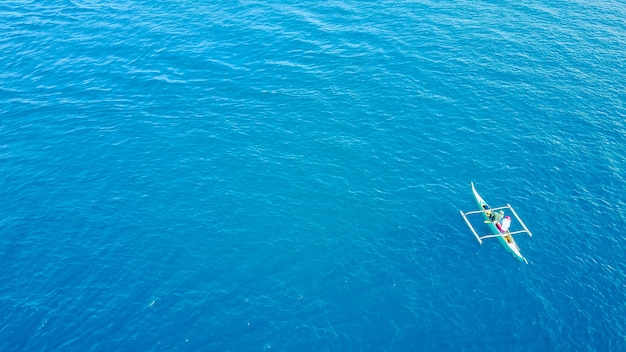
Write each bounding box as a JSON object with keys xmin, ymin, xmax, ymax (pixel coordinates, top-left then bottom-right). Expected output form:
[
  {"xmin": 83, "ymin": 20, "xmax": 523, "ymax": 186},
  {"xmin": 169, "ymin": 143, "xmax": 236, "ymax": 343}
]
[{"xmin": 1, "ymin": 1, "xmax": 625, "ymax": 351}]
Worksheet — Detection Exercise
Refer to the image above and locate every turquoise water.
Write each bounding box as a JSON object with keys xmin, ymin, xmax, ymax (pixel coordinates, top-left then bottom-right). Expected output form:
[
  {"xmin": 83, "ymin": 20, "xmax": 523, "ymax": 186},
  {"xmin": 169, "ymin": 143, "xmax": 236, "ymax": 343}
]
[{"xmin": 1, "ymin": 1, "xmax": 625, "ymax": 351}]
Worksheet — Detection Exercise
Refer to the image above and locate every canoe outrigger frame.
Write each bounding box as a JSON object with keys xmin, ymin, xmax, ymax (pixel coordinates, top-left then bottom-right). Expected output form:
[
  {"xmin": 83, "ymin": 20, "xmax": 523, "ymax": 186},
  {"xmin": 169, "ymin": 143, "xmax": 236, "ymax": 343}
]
[
  {"xmin": 460, "ymin": 182, "xmax": 533, "ymax": 264},
  {"xmin": 459, "ymin": 204, "xmax": 533, "ymax": 244}
]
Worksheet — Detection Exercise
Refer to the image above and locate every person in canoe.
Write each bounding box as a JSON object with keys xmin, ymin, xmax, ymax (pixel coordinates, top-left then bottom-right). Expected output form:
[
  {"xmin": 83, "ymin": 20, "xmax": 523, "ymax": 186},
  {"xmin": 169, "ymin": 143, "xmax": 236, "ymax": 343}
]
[
  {"xmin": 493, "ymin": 210, "xmax": 504, "ymax": 223},
  {"xmin": 482, "ymin": 205, "xmax": 493, "ymax": 219},
  {"xmin": 496, "ymin": 215, "xmax": 512, "ymax": 233},
  {"xmin": 484, "ymin": 208, "xmax": 504, "ymax": 223}
]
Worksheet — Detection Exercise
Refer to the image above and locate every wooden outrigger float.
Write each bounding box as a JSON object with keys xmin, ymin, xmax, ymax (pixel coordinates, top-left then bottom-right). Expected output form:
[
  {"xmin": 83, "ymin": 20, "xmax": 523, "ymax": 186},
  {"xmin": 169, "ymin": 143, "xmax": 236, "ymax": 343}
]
[{"xmin": 459, "ymin": 182, "xmax": 533, "ymax": 264}]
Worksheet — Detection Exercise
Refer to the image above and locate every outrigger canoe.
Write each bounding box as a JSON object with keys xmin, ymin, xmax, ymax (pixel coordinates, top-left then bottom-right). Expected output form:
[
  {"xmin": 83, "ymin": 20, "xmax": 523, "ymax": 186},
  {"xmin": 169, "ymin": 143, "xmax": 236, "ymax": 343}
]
[{"xmin": 459, "ymin": 182, "xmax": 533, "ymax": 264}]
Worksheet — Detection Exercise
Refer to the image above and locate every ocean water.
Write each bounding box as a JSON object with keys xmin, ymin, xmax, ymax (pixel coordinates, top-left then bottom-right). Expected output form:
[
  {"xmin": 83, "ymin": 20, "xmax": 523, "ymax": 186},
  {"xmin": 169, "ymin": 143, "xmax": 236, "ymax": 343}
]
[{"xmin": 1, "ymin": 0, "xmax": 625, "ymax": 351}]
